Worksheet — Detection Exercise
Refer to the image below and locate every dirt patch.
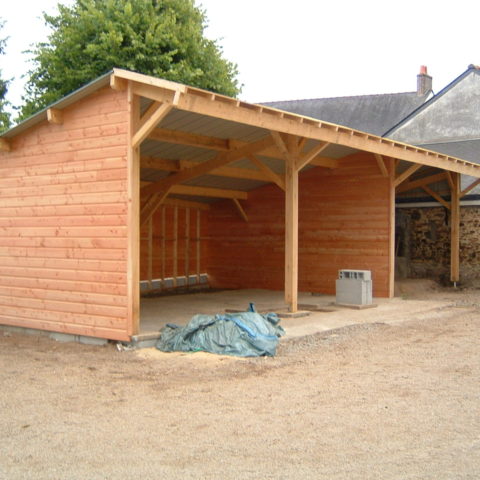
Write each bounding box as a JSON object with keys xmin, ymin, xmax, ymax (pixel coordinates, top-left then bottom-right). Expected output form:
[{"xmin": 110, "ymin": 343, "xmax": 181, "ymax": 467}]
[{"xmin": 1, "ymin": 289, "xmax": 480, "ymax": 479}]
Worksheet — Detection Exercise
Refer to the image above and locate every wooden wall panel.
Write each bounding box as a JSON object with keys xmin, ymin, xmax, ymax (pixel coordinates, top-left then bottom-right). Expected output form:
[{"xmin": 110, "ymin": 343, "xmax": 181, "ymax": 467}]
[
  {"xmin": 206, "ymin": 153, "xmax": 392, "ymax": 297},
  {"xmin": 139, "ymin": 206, "xmax": 208, "ymax": 286},
  {"xmin": 0, "ymin": 87, "xmax": 130, "ymax": 340}
]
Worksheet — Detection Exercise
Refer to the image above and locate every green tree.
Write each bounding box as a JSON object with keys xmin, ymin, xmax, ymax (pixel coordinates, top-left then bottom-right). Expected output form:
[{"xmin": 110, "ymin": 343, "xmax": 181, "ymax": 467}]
[
  {"xmin": 20, "ymin": 0, "xmax": 240, "ymax": 119},
  {"xmin": 0, "ymin": 20, "xmax": 11, "ymax": 132}
]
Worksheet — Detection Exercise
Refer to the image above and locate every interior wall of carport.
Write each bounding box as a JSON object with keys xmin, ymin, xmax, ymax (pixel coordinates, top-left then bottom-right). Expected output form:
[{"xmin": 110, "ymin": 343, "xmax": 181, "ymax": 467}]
[
  {"xmin": 139, "ymin": 205, "xmax": 209, "ymax": 283},
  {"xmin": 205, "ymin": 152, "xmax": 394, "ymax": 298}
]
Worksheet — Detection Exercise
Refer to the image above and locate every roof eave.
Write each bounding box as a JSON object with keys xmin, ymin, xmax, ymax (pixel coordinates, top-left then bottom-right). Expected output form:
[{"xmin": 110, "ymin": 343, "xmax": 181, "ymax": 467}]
[{"xmin": 1, "ymin": 71, "xmax": 113, "ymax": 139}]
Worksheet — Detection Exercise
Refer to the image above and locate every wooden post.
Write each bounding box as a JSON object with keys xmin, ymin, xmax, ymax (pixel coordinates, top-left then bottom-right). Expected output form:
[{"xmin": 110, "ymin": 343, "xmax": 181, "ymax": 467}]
[
  {"xmin": 161, "ymin": 206, "xmax": 166, "ymax": 289},
  {"xmin": 285, "ymin": 160, "xmax": 299, "ymax": 312},
  {"xmin": 450, "ymin": 172, "xmax": 460, "ymax": 283},
  {"xmin": 127, "ymin": 86, "xmax": 140, "ymax": 336},
  {"xmin": 173, "ymin": 206, "xmax": 178, "ymax": 288},
  {"xmin": 196, "ymin": 210, "xmax": 201, "ymax": 285},
  {"xmin": 147, "ymin": 216, "xmax": 153, "ymax": 289},
  {"xmin": 388, "ymin": 159, "xmax": 396, "ymax": 298},
  {"xmin": 185, "ymin": 208, "xmax": 190, "ymax": 287}
]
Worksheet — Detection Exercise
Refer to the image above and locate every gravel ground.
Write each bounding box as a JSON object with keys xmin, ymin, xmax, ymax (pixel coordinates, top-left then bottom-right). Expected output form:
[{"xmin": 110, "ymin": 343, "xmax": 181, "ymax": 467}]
[{"xmin": 1, "ymin": 287, "xmax": 479, "ymax": 479}]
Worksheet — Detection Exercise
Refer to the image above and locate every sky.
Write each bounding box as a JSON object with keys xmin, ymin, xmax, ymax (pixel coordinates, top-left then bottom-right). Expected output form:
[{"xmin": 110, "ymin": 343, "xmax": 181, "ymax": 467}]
[{"xmin": 1, "ymin": 0, "xmax": 479, "ymax": 113}]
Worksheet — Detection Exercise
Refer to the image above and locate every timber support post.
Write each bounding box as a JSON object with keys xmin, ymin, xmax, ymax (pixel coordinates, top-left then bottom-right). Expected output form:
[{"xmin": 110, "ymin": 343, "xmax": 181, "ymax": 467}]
[
  {"xmin": 285, "ymin": 159, "xmax": 299, "ymax": 312},
  {"xmin": 450, "ymin": 172, "xmax": 460, "ymax": 284}
]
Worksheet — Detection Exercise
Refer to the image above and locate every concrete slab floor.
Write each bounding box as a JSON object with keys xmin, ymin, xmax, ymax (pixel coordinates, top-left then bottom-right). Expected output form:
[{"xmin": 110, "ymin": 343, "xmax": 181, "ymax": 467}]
[{"xmin": 139, "ymin": 288, "xmax": 455, "ymax": 341}]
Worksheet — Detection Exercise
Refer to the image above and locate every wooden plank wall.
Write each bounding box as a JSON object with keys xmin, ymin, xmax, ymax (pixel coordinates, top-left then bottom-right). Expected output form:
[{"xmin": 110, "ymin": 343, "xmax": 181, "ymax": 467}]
[
  {"xmin": 0, "ymin": 87, "xmax": 131, "ymax": 340},
  {"xmin": 139, "ymin": 205, "xmax": 208, "ymax": 287},
  {"xmin": 206, "ymin": 152, "xmax": 392, "ymax": 297}
]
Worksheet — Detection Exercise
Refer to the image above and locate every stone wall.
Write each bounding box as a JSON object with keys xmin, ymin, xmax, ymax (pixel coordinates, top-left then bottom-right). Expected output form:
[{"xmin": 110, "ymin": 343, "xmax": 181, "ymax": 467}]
[{"xmin": 396, "ymin": 206, "xmax": 480, "ymax": 285}]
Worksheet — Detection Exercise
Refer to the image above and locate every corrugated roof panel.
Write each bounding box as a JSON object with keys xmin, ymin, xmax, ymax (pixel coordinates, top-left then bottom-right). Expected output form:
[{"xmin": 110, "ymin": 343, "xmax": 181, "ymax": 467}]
[
  {"xmin": 161, "ymin": 110, "xmax": 269, "ymax": 142},
  {"xmin": 141, "ymin": 139, "xmax": 217, "ymax": 162}
]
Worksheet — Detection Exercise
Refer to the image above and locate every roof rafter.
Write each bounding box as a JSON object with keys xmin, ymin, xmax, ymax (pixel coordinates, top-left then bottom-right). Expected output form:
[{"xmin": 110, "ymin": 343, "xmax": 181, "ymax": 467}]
[
  {"xmin": 140, "ymin": 135, "xmax": 275, "ymax": 198},
  {"xmin": 460, "ymin": 178, "xmax": 480, "ymax": 198},
  {"xmin": 396, "ymin": 172, "xmax": 448, "ymax": 193},
  {"xmin": 297, "ymin": 141, "xmax": 331, "ymax": 170},
  {"xmin": 141, "ymin": 156, "xmax": 271, "ymax": 182},
  {"xmin": 374, "ymin": 154, "xmax": 389, "ymax": 177},
  {"xmin": 421, "ymin": 185, "xmax": 451, "ymax": 209},
  {"xmin": 248, "ymin": 154, "xmax": 285, "ymax": 191},
  {"xmin": 132, "ymin": 102, "xmax": 173, "ymax": 149},
  {"xmin": 232, "ymin": 199, "xmax": 248, "ymax": 222},
  {"xmin": 394, "ymin": 164, "xmax": 423, "ymax": 188}
]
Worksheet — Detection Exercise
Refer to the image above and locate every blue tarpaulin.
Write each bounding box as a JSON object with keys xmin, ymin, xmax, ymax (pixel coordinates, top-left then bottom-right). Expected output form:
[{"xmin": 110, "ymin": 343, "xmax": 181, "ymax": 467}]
[{"xmin": 156, "ymin": 305, "xmax": 285, "ymax": 357}]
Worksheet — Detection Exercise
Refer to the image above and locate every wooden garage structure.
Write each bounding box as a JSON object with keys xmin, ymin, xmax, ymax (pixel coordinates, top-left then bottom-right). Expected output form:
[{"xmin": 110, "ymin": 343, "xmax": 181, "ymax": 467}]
[{"xmin": 1, "ymin": 68, "xmax": 479, "ymax": 341}]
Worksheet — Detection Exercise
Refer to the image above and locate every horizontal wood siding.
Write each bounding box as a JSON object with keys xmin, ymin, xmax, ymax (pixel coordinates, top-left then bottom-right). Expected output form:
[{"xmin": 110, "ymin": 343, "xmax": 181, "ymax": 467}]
[
  {"xmin": 207, "ymin": 153, "xmax": 392, "ymax": 297},
  {"xmin": 0, "ymin": 87, "xmax": 130, "ymax": 340}
]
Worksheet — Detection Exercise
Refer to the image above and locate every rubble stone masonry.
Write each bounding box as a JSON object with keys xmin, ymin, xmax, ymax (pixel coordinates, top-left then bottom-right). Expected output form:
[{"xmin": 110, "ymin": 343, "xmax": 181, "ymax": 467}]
[{"xmin": 397, "ymin": 206, "xmax": 480, "ymax": 285}]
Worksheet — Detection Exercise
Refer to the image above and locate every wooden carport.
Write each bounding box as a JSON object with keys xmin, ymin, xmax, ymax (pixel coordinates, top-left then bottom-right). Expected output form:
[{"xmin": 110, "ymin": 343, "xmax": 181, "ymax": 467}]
[{"xmin": 1, "ymin": 68, "xmax": 480, "ymax": 340}]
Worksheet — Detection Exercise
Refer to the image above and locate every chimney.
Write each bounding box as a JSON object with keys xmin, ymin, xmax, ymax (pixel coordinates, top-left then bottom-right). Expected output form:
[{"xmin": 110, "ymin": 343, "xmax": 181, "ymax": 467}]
[{"xmin": 417, "ymin": 65, "xmax": 432, "ymax": 96}]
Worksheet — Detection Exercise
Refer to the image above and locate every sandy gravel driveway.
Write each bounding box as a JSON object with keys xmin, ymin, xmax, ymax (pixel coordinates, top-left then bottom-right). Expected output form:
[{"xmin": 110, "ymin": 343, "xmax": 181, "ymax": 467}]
[{"xmin": 1, "ymin": 286, "xmax": 479, "ymax": 479}]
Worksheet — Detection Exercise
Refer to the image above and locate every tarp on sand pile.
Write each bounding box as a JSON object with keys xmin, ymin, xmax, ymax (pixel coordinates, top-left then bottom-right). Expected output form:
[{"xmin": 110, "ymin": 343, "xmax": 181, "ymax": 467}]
[{"xmin": 156, "ymin": 307, "xmax": 285, "ymax": 357}]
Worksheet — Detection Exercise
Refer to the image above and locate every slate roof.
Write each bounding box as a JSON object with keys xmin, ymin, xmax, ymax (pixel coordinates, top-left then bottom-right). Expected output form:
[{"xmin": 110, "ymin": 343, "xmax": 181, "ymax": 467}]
[{"xmin": 264, "ymin": 91, "xmax": 430, "ymax": 136}]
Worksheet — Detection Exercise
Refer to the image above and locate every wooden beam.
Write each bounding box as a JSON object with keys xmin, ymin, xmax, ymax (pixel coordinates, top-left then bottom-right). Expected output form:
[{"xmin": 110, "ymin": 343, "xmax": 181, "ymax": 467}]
[
  {"xmin": 445, "ymin": 171, "xmax": 454, "ymax": 191},
  {"xmin": 170, "ymin": 185, "xmax": 248, "ymax": 199},
  {"xmin": 168, "ymin": 87, "xmax": 480, "ymax": 178},
  {"xmin": 450, "ymin": 173, "xmax": 460, "ymax": 283},
  {"xmin": 208, "ymin": 165, "xmax": 270, "ymax": 182},
  {"xmin": 110, "ymin": 74, "xmax": 128, "ymax": 91},
  {"xmin": 232, "ymin": 199, "xmax": 248, "ymax": 222},
  {"xmin": 285, "ymin": 160, "xmax": 299, "ymax": 313},
  {"xmin": 163, "ymin": 198, "xmax": 210, "ymax": 210},
  {"xmin": 141, "ymin": 156, "xmax": 180, "ymax": 171},
  {"xmin": 396, "ymin": 172, "xmax": 448, "ymax": 193},
  {"xmin": 148, "ymin": 127, "xmax": 339, "ymax": 167},
  {"xmin": 421, "ymin": 185, "xmax": 451, "ymax": 210},
  {"xmin": 0, "ymin": 138, "xmax": 11, "ymax": 152},
  {"xmin": 248, "ymin": 154, "xmax": 285, "ymax": 190},
  {"xmin": 132, "ymin": 102, "xmax": 173, "ymax": 149},
  {"xmin": 140, "ymin": 183, "xmax": 247, "ymax": 225},
  {"xmin": 141, "ymin": 156, "xmax": 270, "ymax": 182},
  {"xmin": 140, "ymin": 135, "xmax": 274, "ymax": 198},
  {"xmin": 271, "ymin": 130, "xmax": 295, "ymax": 162},
  {"xmin": 47, "ymin": 108, "xmax": 63, "ymax": 125},
  {"xmin": 296, "ymin": 141, "xmax": 330, "ymax": 171},
  {"xmin": 149, "ymin": 127, "xmax": 230, "ymax": 151},
  {"xmin": 140, "ymin": 181, "xmax": 248, "ymax": 199},
  {"xmin": 139, "ymin": 101, "xmax": 163, "ymax": 130},
  {"xmin": 460, "ymin": 178, "xmax": 480, "ymax": 198},
  {"xmin": 310, "ymin": 156, "xmax": 339, "ymax": 168},
  {"xmin": 374, "ymin": 154, "xmax": 389, "ymax": 177},
  {"xmin": 297, "ymin": 137, "xmax": 308, "ymax": 153},
  {"xmin": 394, "ymin": 163, "xmax": 423, "ymax": 188}
]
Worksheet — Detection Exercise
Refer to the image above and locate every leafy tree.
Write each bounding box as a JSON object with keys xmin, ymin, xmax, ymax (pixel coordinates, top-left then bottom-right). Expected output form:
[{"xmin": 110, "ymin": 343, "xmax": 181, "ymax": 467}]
[
  {"xmin": 0, "ymin": 20, "xmax": 11, "ymax": 131},
  {"xmin": 20, "ymin": 0, "xmax": 240, "ymax": 119}
]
